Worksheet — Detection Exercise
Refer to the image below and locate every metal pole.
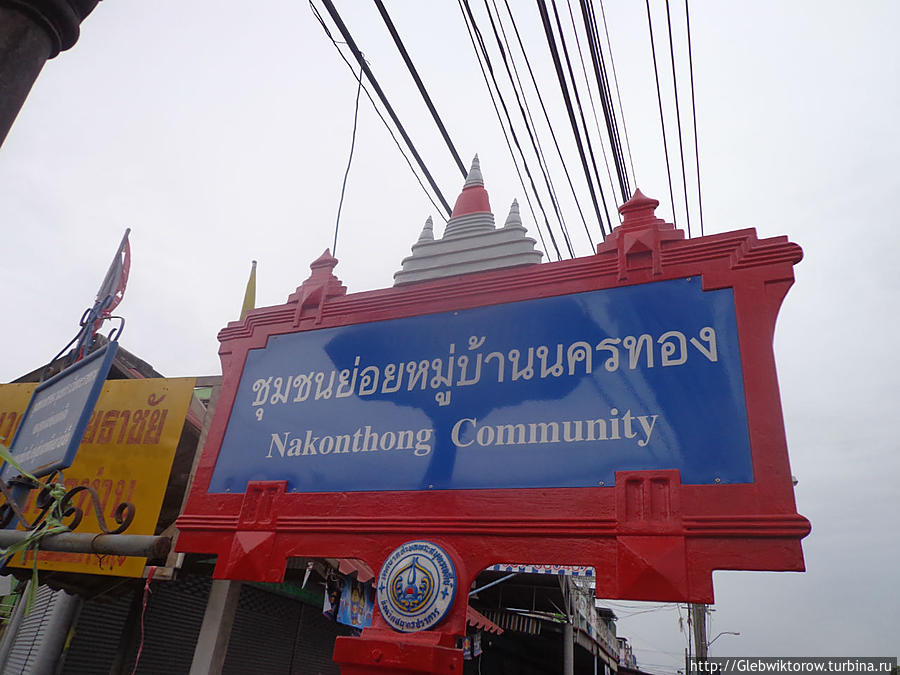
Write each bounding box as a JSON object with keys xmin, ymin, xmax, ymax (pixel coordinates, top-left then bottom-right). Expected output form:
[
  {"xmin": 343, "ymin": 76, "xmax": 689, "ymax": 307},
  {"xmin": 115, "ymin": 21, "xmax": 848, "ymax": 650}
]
[
  {"xmin": 468, "ymin": 573, "xmax": 518, "ymax": 596},
  {"xmin": 0, "ymin": 531, "xmax": 171, "ymax": 558},
  {"xmin": 28, "ymin": 589, "xmax": 82, "ymax": 674}
]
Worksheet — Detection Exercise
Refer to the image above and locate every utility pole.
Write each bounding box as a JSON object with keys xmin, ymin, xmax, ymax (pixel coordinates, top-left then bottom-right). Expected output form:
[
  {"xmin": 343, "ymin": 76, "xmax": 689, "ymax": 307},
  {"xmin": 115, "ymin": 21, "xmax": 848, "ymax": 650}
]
[
  {"xmin": 691, "ymin": 603, "xmax": 708, "ymax": 662},
  {"xmin": 0, "ymin": 0, "xmax": 101, "ymax": 148}
]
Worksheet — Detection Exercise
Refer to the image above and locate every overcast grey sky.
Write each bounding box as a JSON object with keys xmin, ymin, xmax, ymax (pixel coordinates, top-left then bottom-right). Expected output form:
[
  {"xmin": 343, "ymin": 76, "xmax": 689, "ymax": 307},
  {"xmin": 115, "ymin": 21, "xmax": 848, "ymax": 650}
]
[{"xmin": 1, "ymin": 0, "xmax": 897, "ymax": 667}]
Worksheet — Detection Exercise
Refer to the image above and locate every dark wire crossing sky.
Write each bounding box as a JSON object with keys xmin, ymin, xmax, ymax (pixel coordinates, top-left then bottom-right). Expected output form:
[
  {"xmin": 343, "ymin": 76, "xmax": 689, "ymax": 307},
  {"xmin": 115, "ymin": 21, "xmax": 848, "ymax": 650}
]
[{"xmin": 311, "ymin": 0, "xmax": 704, "ymax": 259}]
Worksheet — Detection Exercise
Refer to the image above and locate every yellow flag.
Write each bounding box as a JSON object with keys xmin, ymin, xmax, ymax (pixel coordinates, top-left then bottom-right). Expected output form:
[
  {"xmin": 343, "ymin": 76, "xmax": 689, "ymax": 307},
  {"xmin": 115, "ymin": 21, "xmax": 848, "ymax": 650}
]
[{"xmin": 240, "ymin": 260, "xmax": 257, "ymax": 319}]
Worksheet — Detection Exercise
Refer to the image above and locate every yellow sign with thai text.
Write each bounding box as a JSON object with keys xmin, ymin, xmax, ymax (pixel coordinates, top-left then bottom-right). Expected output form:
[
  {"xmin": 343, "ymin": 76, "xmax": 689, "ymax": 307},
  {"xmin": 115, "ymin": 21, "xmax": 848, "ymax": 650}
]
[
  {"xmin": 0, "ymin": 384, "xmax": 37, "ymax": 448},
  {"xmin": 0, "ymin": 377, "xmax": 195, "ymax": 577}
]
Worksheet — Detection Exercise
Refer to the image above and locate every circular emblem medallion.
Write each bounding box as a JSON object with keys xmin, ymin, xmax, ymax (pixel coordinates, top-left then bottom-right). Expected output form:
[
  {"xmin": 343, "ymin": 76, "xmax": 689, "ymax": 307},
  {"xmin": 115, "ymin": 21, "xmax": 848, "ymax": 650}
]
[{"xmin": 376, "ymin": 540, "xmax": 457, "ymax": 633}]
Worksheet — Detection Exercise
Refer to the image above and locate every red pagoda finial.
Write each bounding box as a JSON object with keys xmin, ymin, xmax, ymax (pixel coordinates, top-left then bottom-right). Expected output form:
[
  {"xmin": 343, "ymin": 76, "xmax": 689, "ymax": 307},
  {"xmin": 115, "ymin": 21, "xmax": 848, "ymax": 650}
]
[
  {"xmin": 598, "ymin": 189, "xmax": 684, "ymax": 279},
  {"xmin": 309, "ymin": 248, "xmax": 340, "ymax": 272},
  {"xmin": 618, "ymin": 189, "xmax": 664, "ymax": 229},
  {"xmin": 288, "ymin": 249, "xmax": 347, "ymax": 325},
  {"xmin": 449, "ymin": 155, "xmax": 492, "ymax": 220}
]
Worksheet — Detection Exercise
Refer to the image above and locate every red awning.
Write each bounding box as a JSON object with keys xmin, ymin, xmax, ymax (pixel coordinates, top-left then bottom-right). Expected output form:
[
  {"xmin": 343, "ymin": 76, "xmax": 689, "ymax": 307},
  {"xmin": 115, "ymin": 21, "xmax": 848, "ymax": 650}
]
[
  {"xmin": 467, "ymin": 606, "xmax": 503, "ymax": 634},
  {"xmin": 338, "ymin": 559, "xmax": 375, "ymax": 583}
]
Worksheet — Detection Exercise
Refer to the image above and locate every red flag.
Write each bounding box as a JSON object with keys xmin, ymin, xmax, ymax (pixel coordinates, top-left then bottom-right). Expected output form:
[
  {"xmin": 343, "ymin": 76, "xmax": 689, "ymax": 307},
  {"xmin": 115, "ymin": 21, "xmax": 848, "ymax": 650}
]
[{"xmin": 95, "ymin": 228, "xmax": 131, "ymax": 319}]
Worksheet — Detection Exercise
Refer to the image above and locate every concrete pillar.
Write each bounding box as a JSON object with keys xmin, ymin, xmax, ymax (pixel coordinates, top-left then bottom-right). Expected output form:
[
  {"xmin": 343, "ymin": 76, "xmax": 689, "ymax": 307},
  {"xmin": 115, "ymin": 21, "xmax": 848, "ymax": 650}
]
[
  {"xmin": 189, "ymin": 580, "xmax": 242, "ymax": 675},
  {"xmin": 563, "ymin": 622, "xmax": 574, "ymax": 675},
  {"xmin": 0, "ymin": 0, "xmax": 101, "ymax": 148}
]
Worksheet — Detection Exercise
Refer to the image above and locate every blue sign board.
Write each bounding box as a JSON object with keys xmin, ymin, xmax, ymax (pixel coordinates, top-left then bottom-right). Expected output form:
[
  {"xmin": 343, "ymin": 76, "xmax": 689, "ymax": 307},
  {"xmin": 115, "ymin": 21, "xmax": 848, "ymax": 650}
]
[
  {"xmin": 3, "ymin": 343, "xmax": 118, "ymax": 478},
  {"xmin": 210, "ymin": 277, "xmax": 752, "ymax": 493}
]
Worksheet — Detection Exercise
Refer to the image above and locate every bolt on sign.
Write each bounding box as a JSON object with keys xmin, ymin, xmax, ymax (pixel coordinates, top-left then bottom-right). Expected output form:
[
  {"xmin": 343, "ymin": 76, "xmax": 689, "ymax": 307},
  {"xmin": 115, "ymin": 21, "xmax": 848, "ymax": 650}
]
[
  {"xmin": 0, "ymin": 378, "xmax": 195, "ymax": 577},
  {"xmin": 177, "ymin": 192, "xmax": 809, "ymax": 649}
]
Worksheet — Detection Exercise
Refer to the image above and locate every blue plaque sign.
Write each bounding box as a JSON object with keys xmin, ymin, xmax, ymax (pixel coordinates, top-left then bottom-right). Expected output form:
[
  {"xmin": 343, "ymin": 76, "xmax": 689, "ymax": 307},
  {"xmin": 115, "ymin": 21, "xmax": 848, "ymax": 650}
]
[
  {"xmin": 210, "ymin": 277, "xmax": 751, "ymax": 493},
  {"xmin": 3, "ymin": 343, "xmax": 118, "ymax": 478}
]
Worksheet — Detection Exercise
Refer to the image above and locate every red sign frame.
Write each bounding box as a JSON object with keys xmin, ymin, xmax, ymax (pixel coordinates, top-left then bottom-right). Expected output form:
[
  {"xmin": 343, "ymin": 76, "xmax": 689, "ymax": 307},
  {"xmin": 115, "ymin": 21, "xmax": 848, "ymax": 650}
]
[{"xmin": 176, "ymin": 192, "xmax": 809, "ymax": 658}]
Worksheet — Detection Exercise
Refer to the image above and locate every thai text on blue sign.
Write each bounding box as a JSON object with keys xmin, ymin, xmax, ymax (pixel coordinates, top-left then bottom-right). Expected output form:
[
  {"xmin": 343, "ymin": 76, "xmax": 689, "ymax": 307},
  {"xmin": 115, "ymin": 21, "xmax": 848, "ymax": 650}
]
[
  {"xmin": 3, "ymin": 343, "xmax": 118, "ymax": 478},
  {"xmin": 209, "ymin": 277, "xmax": 752, "ymax": 493}
]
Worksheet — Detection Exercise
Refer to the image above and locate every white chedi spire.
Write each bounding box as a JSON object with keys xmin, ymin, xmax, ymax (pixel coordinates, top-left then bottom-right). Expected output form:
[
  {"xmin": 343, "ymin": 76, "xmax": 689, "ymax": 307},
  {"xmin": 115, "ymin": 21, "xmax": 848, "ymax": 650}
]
[
  {"xmin": 503, "ymin": 199, "xmax": 522, "ymax": 229},
  {"xmin": 394, "ymin": 152, "xmax": 542, "ymax": 285},
  {"xmin": 417, "ymin": 216, "xmax": 435, "ymax": 242},
  {"xmin": 463, "ymin": 154, "xmax": 484, "ymax": 188}
]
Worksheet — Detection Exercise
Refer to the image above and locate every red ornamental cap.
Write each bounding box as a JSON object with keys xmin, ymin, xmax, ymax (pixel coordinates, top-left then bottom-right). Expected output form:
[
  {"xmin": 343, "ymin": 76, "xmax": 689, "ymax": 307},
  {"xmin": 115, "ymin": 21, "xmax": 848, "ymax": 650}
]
[
  {"xmin": 618, "ymin": 189, "xmax": 664, "ymax": 230},
  {"xmin": 450, "ymin": 155, "xmax": 492, "ymax": 218}
]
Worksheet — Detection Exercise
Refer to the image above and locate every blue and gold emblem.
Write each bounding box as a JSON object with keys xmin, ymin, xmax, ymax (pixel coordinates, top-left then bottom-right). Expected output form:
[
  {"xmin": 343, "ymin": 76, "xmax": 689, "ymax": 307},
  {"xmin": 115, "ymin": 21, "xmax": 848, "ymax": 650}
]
[
  {"xmin": 391, "ymin": 556, "xmax": 435, "ymax": 613},
  {"xmin": 376, "ymin": 541, "xmax": 457, "ymax": 633}
]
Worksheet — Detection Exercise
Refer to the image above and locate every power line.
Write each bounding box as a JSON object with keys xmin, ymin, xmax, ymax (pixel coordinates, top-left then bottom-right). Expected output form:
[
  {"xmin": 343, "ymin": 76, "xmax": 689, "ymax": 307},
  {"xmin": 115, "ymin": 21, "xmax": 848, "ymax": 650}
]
[
  {"xmin": 563, "ymin": 0, "xmax": 620, "ymax": 216},
  {"xmin": 685, "ymin": 0, "xmax": 705, "ymax": 235},
  {"xmin": 598, "ymin": 0, "xmax": 637, "ymax": 189},
  {"xmin": 309, "ymin": 2, "xmax": 449, "ymax": 221},
  {"xmin": 374, "ymin": 0, "xmax": 468, "ymax": 178},
  {"xmin": 458, "ymin": 0, "xmax": 551, "ymax": 259},
  {"xmin": 536, "ymin": 0, "xmax": 609, "ymax": 242},
  {"xmin": 489, "ymin": 0, "xmax": 568, "ymax": 224},
  {"xmin": 460, "ymin": 0, "xmax": 569, "ymax": 258},
  {"xmin": 457, "ymin": 0, "xmax": 556, "ymax": 260},
  {"xmin": 664, "ymin": 0, "xmax": 692, "ymax": 237},
  {"xmin": 464, "ymin": 0, "xmax": 571, "ymax": 255},
  {"xmin": 498, "ymin": 0, "xmax": 595, "ymax": 245},
  {"xmin": 548, "ymin": 0, "xmax": 612, "ymax": 238},
  {"xmin": 579, "ymin": 0, "xmax": 632, "ymax": 201},
  {"xmin": 319, "ymin": 0, "xmax": 453, "ymax": 217},
  {"xmin": 645, "ymin": 0, "xmax": 678, "ymax": 227},
  {"xmin": 333, "ymin": 65, "xmax": 363, "ymax": 256},
  {"xmin": 615, "ymin": 606, "xmax": 673, "ymax": 618},
  {"xmin": 481, "ymin": 0, "xmax": 589, "ymax": 247}
]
